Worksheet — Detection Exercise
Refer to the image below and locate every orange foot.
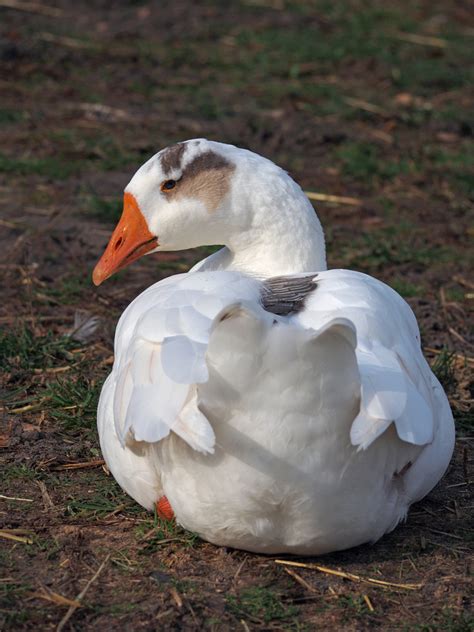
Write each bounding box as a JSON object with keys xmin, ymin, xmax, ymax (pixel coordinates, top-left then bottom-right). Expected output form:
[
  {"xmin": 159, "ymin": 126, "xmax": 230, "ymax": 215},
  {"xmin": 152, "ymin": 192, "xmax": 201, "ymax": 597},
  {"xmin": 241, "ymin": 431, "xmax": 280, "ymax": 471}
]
[{"xmin": 156, "ymin": 495, "xmax": 175, "ymax": 521}]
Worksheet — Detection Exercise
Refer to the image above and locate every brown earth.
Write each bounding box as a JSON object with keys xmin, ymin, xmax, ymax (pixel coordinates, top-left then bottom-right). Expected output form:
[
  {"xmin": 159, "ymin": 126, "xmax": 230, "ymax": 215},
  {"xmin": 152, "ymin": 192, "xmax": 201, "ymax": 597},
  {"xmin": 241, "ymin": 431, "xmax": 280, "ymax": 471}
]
[{"xmin": 0, "ymin": 1, "xmax": 473, "ymax": 630}]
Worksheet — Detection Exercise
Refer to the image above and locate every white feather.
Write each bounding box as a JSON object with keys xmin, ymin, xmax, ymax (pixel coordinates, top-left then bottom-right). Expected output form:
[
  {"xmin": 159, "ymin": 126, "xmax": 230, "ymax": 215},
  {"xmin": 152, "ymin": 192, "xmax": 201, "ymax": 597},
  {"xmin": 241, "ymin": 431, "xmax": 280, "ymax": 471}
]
[{"xmin": 161, "ymin": 336, "xmax": 209, "ymax": 384}]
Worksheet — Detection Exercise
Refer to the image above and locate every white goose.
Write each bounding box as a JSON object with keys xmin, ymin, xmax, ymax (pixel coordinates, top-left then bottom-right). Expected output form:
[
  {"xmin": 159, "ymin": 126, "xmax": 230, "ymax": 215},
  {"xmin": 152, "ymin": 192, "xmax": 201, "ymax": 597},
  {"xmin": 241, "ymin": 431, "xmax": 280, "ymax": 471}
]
[{"xmin": 93, "ymin": 139, "xmax": 454, "ymax": 555}]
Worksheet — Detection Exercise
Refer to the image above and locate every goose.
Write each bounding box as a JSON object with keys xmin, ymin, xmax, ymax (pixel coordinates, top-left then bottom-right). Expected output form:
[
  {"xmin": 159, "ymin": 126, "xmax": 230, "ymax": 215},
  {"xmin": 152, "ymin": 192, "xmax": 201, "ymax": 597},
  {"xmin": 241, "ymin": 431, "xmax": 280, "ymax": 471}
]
[{"xmin": 92, "ymin": 139, "xmax": 455, "ymax": 555}]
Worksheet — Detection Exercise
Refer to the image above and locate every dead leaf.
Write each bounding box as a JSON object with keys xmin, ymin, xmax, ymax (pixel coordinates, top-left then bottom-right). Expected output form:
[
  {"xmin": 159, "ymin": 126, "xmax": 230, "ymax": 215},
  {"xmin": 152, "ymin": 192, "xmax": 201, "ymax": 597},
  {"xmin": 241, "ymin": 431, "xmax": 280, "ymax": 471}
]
[{"xmin": 394, "ymin": 92, "xmax": 414, "ymax": 106}]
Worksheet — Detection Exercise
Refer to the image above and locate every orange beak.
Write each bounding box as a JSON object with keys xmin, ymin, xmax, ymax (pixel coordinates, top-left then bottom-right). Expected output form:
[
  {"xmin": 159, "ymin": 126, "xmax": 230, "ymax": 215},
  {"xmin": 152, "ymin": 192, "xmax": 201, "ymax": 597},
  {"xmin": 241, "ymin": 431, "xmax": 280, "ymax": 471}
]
[{"xmin": 92, "ymin": 192, "xmax": 158, "ymax": 286}]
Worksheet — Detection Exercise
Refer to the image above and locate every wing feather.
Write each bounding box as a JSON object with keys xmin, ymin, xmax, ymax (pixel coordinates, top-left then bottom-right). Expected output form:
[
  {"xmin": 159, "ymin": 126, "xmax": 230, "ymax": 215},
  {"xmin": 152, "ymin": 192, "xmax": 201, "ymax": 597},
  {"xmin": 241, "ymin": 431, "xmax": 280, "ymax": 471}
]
[
  {"xmin": 111, "ymin": 272, "xmax": 263, "ymax": 452},
  {"xmin": 297, "ymin": 269, "xmax": 436, "ymax": 450},
  {"xmin": 110, "ymin": 268, "xmax": 440, "ymax": 459}
]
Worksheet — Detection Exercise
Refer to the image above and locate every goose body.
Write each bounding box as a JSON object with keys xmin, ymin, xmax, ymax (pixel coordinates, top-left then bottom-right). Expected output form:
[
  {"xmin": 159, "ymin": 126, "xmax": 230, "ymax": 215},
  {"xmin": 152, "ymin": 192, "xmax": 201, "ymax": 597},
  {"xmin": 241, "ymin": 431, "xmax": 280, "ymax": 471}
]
[{"xmin": 94, "ymin": 139, "xmax": 454, "ymax": 555}]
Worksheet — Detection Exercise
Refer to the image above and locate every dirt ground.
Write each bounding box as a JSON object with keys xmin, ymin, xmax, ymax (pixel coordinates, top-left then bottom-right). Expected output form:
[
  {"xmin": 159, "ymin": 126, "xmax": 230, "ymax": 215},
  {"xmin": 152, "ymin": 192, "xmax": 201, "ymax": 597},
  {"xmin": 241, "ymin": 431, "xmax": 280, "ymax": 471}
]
[{"xmin": 0, "ymin": 1, "xmax": 473, "ymax": 630}]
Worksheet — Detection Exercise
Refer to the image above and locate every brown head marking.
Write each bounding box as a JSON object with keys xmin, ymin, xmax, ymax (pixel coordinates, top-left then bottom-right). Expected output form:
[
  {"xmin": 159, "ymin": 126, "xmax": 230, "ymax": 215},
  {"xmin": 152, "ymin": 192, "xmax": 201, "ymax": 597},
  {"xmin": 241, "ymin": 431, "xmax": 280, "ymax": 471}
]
[
  {"xmin": 160, "ymin": 143, "xmax": 186, "ymax": 175},
  {"xmin": 163, "ymin": 149, "xmax": 235, "ymax": 212},
  {"xmin": 182, "ymin": 150, "xmax": 232, "ymax": 180}
]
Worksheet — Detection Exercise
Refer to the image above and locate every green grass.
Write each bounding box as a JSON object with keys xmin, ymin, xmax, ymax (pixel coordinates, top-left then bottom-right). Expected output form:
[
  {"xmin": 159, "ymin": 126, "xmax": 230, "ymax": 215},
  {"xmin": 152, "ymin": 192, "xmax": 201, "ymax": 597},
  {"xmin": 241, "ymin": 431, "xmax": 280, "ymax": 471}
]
[
  {"xmin": 226, "ymin": 586, "xmax": 298, "ymax": 623},
  {"xmin": 427, "ymin": 144, "xmax": 474, "ymax": 169},
  {"xmin": 0, "ymin": 153, "xmax": 78, "ymax": 180},
  {"xmin": 338, "ymin": 594, "xmax": 374, "ymax": 619},
  {"xmin": 135, "ymin": 510, "xmax": 200, "ymax": 551},
  {"xmin": 32, "ymin": 536, "xmax": 62, "ymax": 560},
  {"xmin": 234, "ymin": 7, "xmax": 412, "ymax": 70},
  {"xmin": 47, "ymin": 128, "xmax": 147, "ymax": 171},
  {"xmin": 431, "ymin": 348, "xmax": 457, "ymax": 394},
  {"xmin": 0, "ymin": 327, "xmax": 77, "ymax": 372},
  {"xmin": 337, "ymin": 142, "xmax": 414, "ymax": 182},
  {"xmin": 63, "ymin": 470, "xmax": 138, "ymax": 520},
  {"xmin": 392, "ymin": 50, "xmax": 473, "ymax": 94},
  {"xmin": 91, "ymin": 602, "xmax": 139, "ymax": 616},
  {"xmin": 88, "ymin": 136, "xmax": 148, "ymax": 171},
  {"xmin": 0, "ymin": 582, "xmax": 32, "ymax": 627},
  {"xmin": 113, "ymin": 1, "xmax": 469, "ymax": 127},
  {"xmin": 43, "ymin": 274, "xmax": 91, "ymax": 303},
  {"xmin": 1, "ymin": 327, "xmax": 108, "ymax": 445},
  {"xmin": 0, "ymin": 138, "xmax": 145, "ymax": 181},
  {"xmin": 341, "ymin": 226, "xmax": 452, "ymax": 270},
  {"xmin": 434, "ymin": 104, "xmax": 473, "ymax": 126},
  {"xmin": 454, "ymin": 407, "xmax": 473, "ymax": 434},
  {"xmin": 44, "ymin": 375, "xmax": 103, "ymax": 433},
  {"xmin": 424, "ymin": 144, "xmax": 474, "ymax": 198},
  {"xmin": 445, "ymin": 287, "xmax": 466, "ymax": 303},
  {"xmin": 190, "ymin": 3, "xmax": 473, "ymax": 117},
  {"xmin": 66, "ymin": 491, "xmax": 126, "ymax": 519},
  {"xmin": 84, "ymin": 194, "xmax": 123, "ymax": 223},
  {"xmin": 2, "ymin": 464, "xmax": 38, "ymax": 482},
  {"xmin": 0, "ymin": 108, "xmax": 25, "ymax": 125},
  {"xmin": 406, "ymin": 610, "xmax": 474, "ymax": 632},
  {"xmin": 3, "ymin": 4, "xmax": 471, "ymax": 191},
  {"xmin": 451, "ymin": 172, "xmax": 474, "ymax": 199},
  {"xmin": 389, "ymin": 278, "xmax": 423, "ymax": 298}
]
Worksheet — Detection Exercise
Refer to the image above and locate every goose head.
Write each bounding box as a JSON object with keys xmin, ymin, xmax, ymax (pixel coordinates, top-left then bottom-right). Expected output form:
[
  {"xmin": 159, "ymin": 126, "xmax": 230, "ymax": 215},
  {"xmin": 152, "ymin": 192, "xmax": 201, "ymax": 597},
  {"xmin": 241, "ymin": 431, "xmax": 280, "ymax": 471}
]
[{"xmin": 92, "ymin": 139, "xmax": 326, "ymax": 285}]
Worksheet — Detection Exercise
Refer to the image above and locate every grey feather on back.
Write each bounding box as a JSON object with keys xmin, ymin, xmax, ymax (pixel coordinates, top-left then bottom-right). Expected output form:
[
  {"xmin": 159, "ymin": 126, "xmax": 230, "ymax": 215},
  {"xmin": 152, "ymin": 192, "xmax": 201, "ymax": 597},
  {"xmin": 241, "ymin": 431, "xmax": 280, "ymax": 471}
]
[{"xmin": 261, "ymin": 274, "xmax": 317, "ymax": 316}]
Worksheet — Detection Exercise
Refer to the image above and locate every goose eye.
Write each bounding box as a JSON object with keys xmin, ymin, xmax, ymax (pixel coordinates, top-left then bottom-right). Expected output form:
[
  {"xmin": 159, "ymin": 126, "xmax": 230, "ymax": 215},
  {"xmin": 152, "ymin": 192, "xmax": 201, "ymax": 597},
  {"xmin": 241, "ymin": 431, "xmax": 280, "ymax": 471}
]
[{"xmin": 161, "ymin": 179, "xmax": 177, "ymax": 192}]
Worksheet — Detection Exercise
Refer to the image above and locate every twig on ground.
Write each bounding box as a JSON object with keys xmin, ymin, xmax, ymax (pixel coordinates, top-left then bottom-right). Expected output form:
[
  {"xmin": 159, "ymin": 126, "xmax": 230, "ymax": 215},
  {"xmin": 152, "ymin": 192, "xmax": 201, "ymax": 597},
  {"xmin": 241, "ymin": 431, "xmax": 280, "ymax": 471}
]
[
  {"xmin": 240, "ymin": 620, "xmax": 251, "ymax": 632},
  {"xmin": 56, "ymin": 554, "xmax": 110, "ymax": 632},
  {"xmin": 392, "ymin": 31, "xmax": 447, "ymax": 48},
  {"xmin": 0, "ymin": 530, "xmax": 34, "ymax": 544},
  {"xmin": 169, "ymin": 586, "xmax": 183, "ymax": 608},
  {"xmin": 10, "ymin": 402, "xmax": 45, "ymax": 414},
  {"xmin": 103, "ymin": 503, "xmax": 131, "ymax": 519},
  {"xmin": 38, "ymin": 32, "xmax": 95, "ymax": 50},
  {"xmin": 462, "ymin": 446, "xmax": 469, "ymax": 483},
  {"xmin": 453, "ymin": 500, "xmax": 461, "ymax": 519},
  {"xmin": 453, "ymin": 275, "xmax": 474, "ymax": 291},
  {"xmin": 35, "ymin": 480, "xmax": 54, "ymax": 510},
  {"xmin": 343, "ymin": 97, "xmax": 391, "ymax": 117},
  {"xmin": 0, "ymin": 218, "xmax": 24, "ymax": 229},
  {"xmin": 304, "ymin": 191, "xmax": 362, "ymax": 206},
  {"xmin": 139, "ymin": 536, "xmax": 184, "ymax": 548},
  {"xmin": 275, "ymin": 560, "xmax": 423, "ymax": 590},
  {"xmin": 424, "ymin": 539, "xmax": 468, "ymax": 553},
  {"xmin": 427, "ymin": 528, "xmax": 462, "ymax": 540},
  {"xmin": 448, "ymin": 327, "xmax": 474, "ymax": 348},
  {"xmin": 51, "ymin": 459, "xmax": 105, "ymax": 471},
  {"xmin": 233, "ymin": 558, "xmax": 247, "ymax": 586},
  {"xmin": 32, "ymin": 586, "xmax": 81, "ymax": 608},
  {"xmin": 33, "ymin": 366, "xmax": 72, "ymax": 375},
  {"xmin": 0, "ymin": 0, "xmax": 62, "ymax": 17},
  {"xmin": 284, "ymin": 567, "xmax": 317, "ymax": 593},
  {"xmin": 0, "ymin": 494, "xmax": 33, "ymax": 502},
  {"xmin": 368, "ymin": 128, "xmax": 394, "ymax": 144}
]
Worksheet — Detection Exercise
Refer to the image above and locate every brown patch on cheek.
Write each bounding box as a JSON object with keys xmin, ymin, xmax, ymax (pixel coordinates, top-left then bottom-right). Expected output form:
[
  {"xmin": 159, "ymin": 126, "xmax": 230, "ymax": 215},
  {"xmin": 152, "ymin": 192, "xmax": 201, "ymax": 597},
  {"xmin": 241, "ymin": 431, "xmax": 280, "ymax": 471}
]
[
  {"xmin": 177, "ymin": 167, "xmax": 234, "ymax": 212},
  {"xmin": 164, "ymin": 150, "xmax": 235, "ymax": 212}
]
